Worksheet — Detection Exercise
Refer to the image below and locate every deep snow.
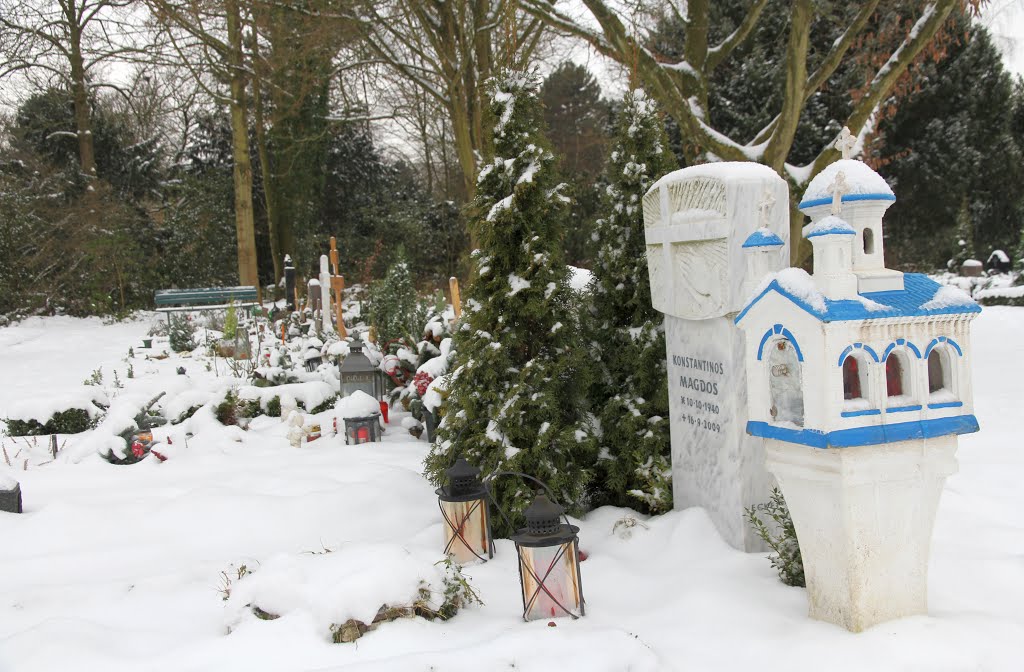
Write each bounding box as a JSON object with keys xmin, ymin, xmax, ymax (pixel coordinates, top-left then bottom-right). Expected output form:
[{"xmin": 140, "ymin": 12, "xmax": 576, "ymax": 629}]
[{"xmin": 0, "ymin": 309, "xmax": 1021, "ymax": 671}]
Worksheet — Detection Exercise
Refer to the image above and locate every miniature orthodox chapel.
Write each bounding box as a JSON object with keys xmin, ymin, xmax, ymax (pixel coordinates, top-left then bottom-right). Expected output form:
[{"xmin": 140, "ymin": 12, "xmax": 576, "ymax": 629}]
[{"xmin": 735, "ymin": 129, "xmax": 981, "ymax": 632}]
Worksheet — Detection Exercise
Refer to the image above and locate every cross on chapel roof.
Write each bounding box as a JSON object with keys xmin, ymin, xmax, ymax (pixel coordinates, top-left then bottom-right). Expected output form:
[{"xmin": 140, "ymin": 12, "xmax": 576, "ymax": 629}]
[
  {"xmin": 758, "ymin": 189, "xmax": 776, "ymax": 227},
  {"xmin": 826, "ymin": 170, "xmax": 849, "ymax": 216},
  {"xmin": 833, "ymin": 127, "xmax": 857, "ymax": 160}
]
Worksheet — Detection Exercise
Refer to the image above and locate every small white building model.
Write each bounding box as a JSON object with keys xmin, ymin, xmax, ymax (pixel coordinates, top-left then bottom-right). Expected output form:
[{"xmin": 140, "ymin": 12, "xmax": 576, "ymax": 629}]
[{"xmin": 735, "ymin": 136, "xmax": 981, "ymax": 631}]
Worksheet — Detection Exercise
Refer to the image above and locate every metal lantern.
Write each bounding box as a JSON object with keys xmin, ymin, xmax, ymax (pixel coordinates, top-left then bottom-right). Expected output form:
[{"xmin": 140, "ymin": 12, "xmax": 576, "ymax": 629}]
[
  {"xmin": 511, "ymin": 493, "xmax": 585, "ymax": 621},
  {"xmin": 344, "ymin": 415, "xmax": 381, "ymax": 444},
  {"xmin": 436, "ymin": 458, "xmax": 494, "ymax": 564},
  {"xmin": 339, "ymin": 338, "xmax": 386, "ymax": 400}
]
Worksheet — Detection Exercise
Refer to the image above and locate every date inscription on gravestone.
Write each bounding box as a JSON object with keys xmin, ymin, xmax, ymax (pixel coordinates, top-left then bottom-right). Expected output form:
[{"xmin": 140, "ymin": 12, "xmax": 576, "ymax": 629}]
[{"xmin": 672, "ymin": 354, "xmax": 725, "ymax": 435}]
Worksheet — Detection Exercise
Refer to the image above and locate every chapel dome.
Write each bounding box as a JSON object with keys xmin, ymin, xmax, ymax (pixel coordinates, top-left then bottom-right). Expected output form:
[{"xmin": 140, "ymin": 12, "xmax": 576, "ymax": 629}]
[
  {"xmin": 799, "ymin": 159, "xmax": 894, "ymax": 211},
  {"xmin": 742, "ymin": 227, "xmax": 785, "ymax": 248},
  {"xmin": 803, "ymin": 215, "xmax": 856, "ymax": 239}
]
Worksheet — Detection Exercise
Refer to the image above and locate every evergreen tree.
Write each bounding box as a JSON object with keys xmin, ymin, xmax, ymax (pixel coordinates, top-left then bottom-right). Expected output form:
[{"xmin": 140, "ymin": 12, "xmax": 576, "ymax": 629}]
[
  {"xmin": 879, "ymin": 22, "xmax": 1024, "ymax": 269},
  {"xmin": 541, "ymin": 62, "xmax": 612, "ymax": 266},
  {"xmin": 366, "ymin": 250, "xmax": 428, "ymax": 347},
  {"xmin": 948, "ymin": 195, "xmax": 977, "ymax": 271},
  {"xmin": 587, "ymin": 90, "xmax": 676, "ymax": 514},
  {"xmin": 424, "ymin": 72, "xmax": 596, "ymax": 535}
]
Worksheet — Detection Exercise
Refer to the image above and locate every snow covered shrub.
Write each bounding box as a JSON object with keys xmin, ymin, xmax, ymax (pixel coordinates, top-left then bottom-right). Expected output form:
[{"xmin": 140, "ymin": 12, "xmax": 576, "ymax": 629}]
[
  {"xmin": 169, "ymin": 314, "xmax": 196, "ymax": 352},
  {"xmin": 328, "ymin": 557, "xmax": 482, "ymax": 644},
  {"xmin": 366, "ymin": 251, "xmax": 430, "ymax": 348},
  {"xmin": 586, "ymin": 89, "xmax": 676, "ymax": 514},
  {"xmin": 265, "ymin": 396, "xmax": 282, "ymax": 418},
  {"xmin": 389, "ymin": 315, "xmax": 454, "ymax": 418},
  {"xmin": 215, "ymin": 391, "xmax": 241, "ymax": 426},
  {"xmin": 746, "ymin": 488, "xmax": 805, "ymax": 587},
  {"xmin": 307, "ymin": 396, "xmax": 338, "ymax": 414},
  {"xmin": 424, "ymin": 71, "xmax": 597, "ymax": 535},
  {"xmin": 5, "ymin": 408, "xmax": 95, "ymax": 437}
]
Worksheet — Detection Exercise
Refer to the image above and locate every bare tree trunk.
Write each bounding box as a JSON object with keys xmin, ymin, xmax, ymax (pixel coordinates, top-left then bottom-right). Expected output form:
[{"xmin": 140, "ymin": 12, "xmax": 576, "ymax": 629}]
[
  {"xmin": 250, "ymin": 25, "xmax": 283, "ymax": 283},
  {"xmin": 226, "ymin": 0, "xmax": 259, "ymax": 290},
  {"xmin": 65, "ymin": 1, "xmax": 96, "ymax": 177}
]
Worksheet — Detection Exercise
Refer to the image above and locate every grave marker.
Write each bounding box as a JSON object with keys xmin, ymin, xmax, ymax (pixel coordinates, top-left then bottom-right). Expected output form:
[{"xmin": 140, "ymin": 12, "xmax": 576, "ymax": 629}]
[{"xmin": 642, "ymin": 162, "xmax": 790, "ymax": 551}]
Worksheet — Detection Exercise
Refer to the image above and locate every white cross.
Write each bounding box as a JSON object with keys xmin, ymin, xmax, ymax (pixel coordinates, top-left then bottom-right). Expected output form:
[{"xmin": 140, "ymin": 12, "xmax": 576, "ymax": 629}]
[
  {"xmin": 758, "ymin": 190, "xmax": 776, "ymax": 227},
  {"xmin": 833, "ymin": 126, "xmax": 857, "ymax": 160},
  {"xmin": 827, "ymin": 170, "xmax": 849, "ymax": 216}
]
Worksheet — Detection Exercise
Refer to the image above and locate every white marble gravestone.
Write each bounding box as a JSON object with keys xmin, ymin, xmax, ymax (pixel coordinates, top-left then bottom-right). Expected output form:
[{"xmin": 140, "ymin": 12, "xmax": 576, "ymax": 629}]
[{"xmin": 643, "ymin": 162, "xmax": 790, "ymax": 551}]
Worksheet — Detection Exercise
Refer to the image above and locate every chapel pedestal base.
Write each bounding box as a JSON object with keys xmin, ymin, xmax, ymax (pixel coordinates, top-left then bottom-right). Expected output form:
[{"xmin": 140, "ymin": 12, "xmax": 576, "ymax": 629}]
[{"xmin": 765, "ymin": 436, "xmax": 957, "ymax": 632}]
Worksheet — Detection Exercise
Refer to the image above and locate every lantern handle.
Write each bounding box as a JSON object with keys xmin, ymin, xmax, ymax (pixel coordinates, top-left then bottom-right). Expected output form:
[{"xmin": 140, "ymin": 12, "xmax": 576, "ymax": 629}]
[
  {"xmin": 484, "ymin": 470, "xmax": 574, "ymax": 530},
  {"xmin": 444, "ymin": 419, "xmax": 573, "ymax": 528}
]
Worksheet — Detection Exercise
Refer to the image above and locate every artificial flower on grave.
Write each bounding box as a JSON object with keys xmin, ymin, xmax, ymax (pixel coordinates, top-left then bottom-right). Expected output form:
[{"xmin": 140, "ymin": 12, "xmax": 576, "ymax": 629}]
[{"xmin": 414, "ymin": 371, "xmax": 434, "ymax": 397}]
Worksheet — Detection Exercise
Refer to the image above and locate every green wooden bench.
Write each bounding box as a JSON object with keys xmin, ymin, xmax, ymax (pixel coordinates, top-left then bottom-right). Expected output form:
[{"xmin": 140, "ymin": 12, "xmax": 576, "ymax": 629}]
[{"xmin": 154, "ymin": 286, "xmax": 259, "ymax": 318}]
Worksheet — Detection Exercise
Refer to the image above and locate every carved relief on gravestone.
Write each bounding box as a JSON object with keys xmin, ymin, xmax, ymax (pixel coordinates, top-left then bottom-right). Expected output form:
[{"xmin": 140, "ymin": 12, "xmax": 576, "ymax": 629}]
[{"xmin": 643, "ymin": 176, "xmax": 730, "ymax": 320}]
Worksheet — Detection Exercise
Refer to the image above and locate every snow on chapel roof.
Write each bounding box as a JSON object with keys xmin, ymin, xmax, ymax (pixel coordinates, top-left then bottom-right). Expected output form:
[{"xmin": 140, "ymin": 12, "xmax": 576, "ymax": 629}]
[
  {"xmin": 742, "ymin": 228, "xmax": 785, "ymax": 248},
  {"xmin": 799, "ymin": 159, "xmax": 895, "ymax": 209},
  {"xmin": 736, "ymin": 271, "xmax": 981, "ymax": 325},
  {"xmin": 803, "ymin": 215, "xmax": 856, "ymax": 239}
]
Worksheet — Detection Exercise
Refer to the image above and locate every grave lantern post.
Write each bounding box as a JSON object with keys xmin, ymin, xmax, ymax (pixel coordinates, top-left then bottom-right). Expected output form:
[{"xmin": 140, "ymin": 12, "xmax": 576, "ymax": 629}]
[{"xmin": 338, "ymin": 338, "xmax": 386, "ymax": 401}]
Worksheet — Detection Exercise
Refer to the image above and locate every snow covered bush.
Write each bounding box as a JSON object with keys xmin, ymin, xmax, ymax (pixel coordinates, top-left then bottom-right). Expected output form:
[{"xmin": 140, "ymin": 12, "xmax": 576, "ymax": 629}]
[
  {"xmin": 389, "ymin": 315, "xmax": 455, "ymax": 419},
  {"xmin": 5, "ymin": 389, "xmax": 108, "ymax": 436},
  {"xmin": 586, "ymin": 89, "xmax": 676, "ymax": 514},
  {"xmin": 169, "ymin": 314, "xmax": 197, "ymax": 353},
  {"xmin": 5, "ymin": 408, "xmax": 95, "ymax": 437},
  {"xmin": 746, "ymin": 488, "xmax": 805, "ymax": 587},
  {"xmin": 424, "ymin": 71, "xmax": 597, "ymax": 534},
  {"xmin": 366, "ymin": 251, "xmax": 430, "ymax": 348}
]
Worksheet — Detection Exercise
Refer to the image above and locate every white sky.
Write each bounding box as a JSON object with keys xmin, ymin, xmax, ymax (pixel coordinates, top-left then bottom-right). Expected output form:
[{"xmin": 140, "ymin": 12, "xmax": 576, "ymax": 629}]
[{"xmin": 981, "ymin": 0, "xmax": 1024, "ymax": 75}]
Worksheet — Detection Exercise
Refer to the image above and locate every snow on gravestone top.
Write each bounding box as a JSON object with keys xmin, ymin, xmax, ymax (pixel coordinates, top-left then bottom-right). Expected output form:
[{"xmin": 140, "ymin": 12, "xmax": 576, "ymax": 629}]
[
  {"xmin": 800, "ymin": 159, "xmax": 894, "ymax": 206},
  {"xmin": 643, "ymin": 161, "xmax": 789, "ymax": 320},
  {"xmin": 0, "ymin": 473, "xmax": 18, "ymax": 490}
]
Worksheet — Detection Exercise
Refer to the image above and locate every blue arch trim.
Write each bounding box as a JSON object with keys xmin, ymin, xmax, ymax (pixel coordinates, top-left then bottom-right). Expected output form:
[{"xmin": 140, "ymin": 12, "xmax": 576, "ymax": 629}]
[
  {"xmin": 924, "ymin": 336, "xmax": 963, "ymax": 358},
  {"xmin": 837, "ymin": 342, "xmax": 880, "ymax": 367},
  {"xmin": 798, "ymin": 192, "xmax": 897, "ymax": 210},
  {"xmin": 757, "ymin": 325, "xmax": 805, "ymax": 362},
  {"xmin": 882, "ymin": 339, "xmax": 921, "ymax": 361}
]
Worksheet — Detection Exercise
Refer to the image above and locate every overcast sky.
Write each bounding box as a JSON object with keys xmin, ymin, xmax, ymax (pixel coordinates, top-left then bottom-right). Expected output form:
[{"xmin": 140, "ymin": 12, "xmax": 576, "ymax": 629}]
[{"xmin": 982, "ymin": 0, "xmax": 1024, "ymax": 75}]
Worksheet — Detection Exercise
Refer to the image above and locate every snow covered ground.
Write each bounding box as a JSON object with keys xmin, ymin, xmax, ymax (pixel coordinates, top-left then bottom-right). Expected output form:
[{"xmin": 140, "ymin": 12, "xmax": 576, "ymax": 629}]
[{"xmin": 0, "ymin": 309, "xmax": 1022, "ymax": 671}]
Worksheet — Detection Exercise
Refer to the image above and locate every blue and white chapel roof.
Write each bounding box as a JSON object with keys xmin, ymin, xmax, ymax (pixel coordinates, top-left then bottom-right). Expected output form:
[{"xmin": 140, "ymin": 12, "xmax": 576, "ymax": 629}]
[
  {"xmin": 735, "ymin": 269, "xmax": 981, "ymax": 325},
  {"xmin": 799, "ymin": 159, "xmax": 895, "ymax": 210},
  {"xmin": 742, "ymin": 227, "xmax": 785, "ymax": 248}
]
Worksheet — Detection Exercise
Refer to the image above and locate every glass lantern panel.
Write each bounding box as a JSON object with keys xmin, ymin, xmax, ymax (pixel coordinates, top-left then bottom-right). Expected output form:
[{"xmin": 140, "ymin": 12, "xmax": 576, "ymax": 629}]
[
  {"xmin": 346, "ymin": 423, "xmax": 372, "ymax": 444},
  {"xmin": 519, "ymin": 542, "xmax": 581, "ymax": 621},
  {"xmin": 441, "ymin": 498, "xmax": 489, "ymax": 564}
]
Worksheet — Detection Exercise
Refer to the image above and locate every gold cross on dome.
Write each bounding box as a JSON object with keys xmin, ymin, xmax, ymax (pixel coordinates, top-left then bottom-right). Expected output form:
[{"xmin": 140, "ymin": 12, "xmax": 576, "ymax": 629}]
[{"xmin": 834, "ymin": 126, "xmax": 857, "ymax": 160}]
